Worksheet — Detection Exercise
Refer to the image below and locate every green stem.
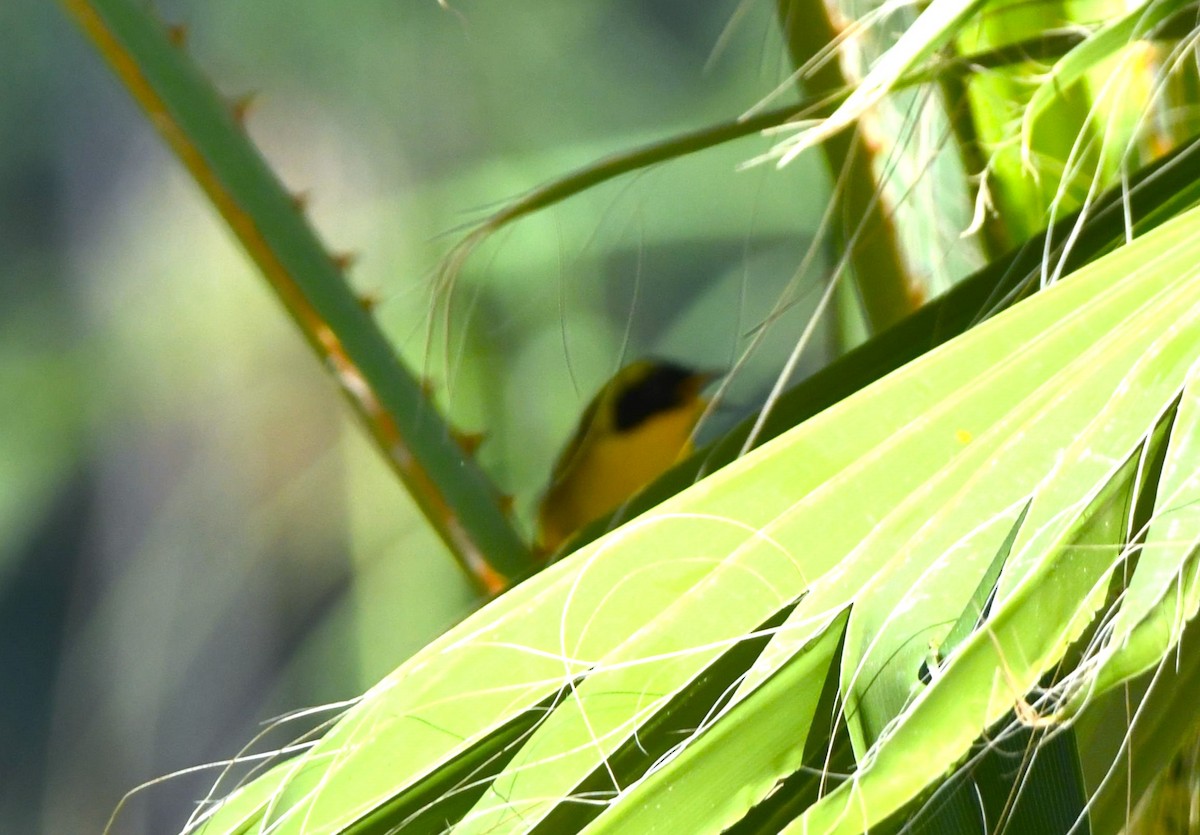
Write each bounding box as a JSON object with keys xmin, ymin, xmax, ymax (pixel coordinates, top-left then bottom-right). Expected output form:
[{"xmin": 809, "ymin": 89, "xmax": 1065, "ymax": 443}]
[
  {"xmin": 776, "ymin": 0, "xmax": 923, "ymax": 331},
  {"xmin": 61, "ymin": 0, "xmax": 535, "ymax": 593}
]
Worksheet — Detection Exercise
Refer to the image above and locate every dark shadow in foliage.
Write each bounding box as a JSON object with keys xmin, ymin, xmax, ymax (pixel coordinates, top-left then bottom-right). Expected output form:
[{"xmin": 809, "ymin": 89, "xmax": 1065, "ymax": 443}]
[
  {"xmin": 722, "ymin": 621, "xmax": 853, "ymax": 835},
  {"xmin": 339, "ymin": 676, "xmax": 589, "ymax": 833},
  {"xmin": 527, "ymin": 598, "xmax": 806, "ymax": 834},
  {"xmin": 899, "ymin": 722, "xmax": 1090, "ymax": 835}
]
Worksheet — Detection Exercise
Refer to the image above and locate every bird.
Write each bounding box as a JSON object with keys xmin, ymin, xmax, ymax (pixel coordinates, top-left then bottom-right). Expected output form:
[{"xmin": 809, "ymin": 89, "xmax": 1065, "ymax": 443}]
[{"xmin": 536, "ymin": 359, "xmax": 715, "ymax": 556}]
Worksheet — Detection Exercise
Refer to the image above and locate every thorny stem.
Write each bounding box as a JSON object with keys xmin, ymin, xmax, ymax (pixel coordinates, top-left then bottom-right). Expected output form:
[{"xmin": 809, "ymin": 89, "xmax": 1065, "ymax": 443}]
[{"xmin": 62, "ymin": 0, "xmax": 535, "ymax": 593}]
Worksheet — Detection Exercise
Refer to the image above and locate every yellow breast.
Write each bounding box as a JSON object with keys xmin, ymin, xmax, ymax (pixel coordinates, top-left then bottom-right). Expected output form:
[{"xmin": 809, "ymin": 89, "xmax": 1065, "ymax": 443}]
[{"xmin": 536, "ymin": 386, "xmax": 706, "ymax": 554}]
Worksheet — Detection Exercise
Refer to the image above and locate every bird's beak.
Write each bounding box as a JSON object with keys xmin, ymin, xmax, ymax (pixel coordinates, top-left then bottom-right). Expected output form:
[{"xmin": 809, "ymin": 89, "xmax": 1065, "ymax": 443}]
[{"xmin": 686, "ymin": 368, "xmax": 724, "ymax": 399}]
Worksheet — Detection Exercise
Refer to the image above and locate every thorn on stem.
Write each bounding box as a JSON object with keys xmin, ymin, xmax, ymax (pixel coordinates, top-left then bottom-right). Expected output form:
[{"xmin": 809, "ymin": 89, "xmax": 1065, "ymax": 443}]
[
  {"xmin": 230, "ymin": 93, "xmax": 258, "ymax": 125},
  {"xmin": 452, "ymin": 431, "xmax": 486, "ymax": 456},
  {"xmin": 332, "ymin": 251, "xmax": 359, "ymax": 272},
  {"xmin": 358, "ymin": 291, "xmax": 380, "ymax": 313},
  {"xmin": 166, "ymin": 23, "xmax": 188, "ymax": 47}
]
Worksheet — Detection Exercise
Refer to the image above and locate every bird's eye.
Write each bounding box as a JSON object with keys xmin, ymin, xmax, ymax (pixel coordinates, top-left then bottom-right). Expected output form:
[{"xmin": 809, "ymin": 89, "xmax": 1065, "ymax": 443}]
[{"xmin": 614, "ymin": 364, "xmax": 694, "ymax": 431}]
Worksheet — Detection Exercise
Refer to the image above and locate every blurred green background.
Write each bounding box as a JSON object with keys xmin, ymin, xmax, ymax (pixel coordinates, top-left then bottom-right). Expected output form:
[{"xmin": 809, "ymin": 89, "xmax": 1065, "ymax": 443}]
[{"xmin": 3, "ymin": 1, "xmax": 838, "ymax": 831}]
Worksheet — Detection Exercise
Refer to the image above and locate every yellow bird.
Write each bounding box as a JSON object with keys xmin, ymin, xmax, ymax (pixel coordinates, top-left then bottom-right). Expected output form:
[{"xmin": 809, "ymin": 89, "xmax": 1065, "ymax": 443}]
[{"xmin": 536, "ymin": 359, "xmax": 714, "ymax": 555}]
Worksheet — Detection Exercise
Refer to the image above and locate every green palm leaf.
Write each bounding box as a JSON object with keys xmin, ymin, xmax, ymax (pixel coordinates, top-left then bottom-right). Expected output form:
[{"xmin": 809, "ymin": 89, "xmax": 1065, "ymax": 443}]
[{"xmin": 191, "ymin": 188, "xmax": 1200, "ymax": 835}]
